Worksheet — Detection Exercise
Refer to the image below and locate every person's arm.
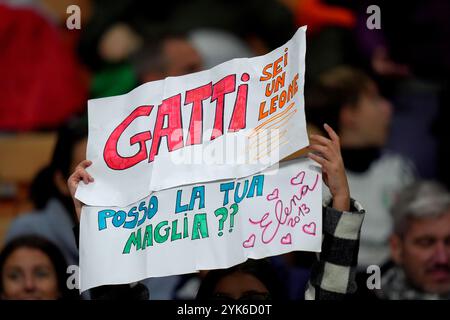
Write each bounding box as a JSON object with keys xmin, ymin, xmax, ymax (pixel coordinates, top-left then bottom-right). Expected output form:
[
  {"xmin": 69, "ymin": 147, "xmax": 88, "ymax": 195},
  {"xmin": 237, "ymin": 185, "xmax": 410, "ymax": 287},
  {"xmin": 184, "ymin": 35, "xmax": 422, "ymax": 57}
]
[
  {"xmin": 67, "ymin": 159, "xmax": 94, "ymax": 222},
  {"xmin": 304, "ymin": 124, "xmax": 365, "ymax": 299},
  {"xmin": 307, "ymin": 124, "xmax": 350, "ymax": 212},
  {"xmin": 68, "ymin": 160, "xmax": 93, "ymax": 249},
  {"xmin": 67, "ymin": 160, "xmax": 149, "ymax": 300},
  {"xmin": 305, "ymin": 201, "xmax": 365, "ymax": 300}
]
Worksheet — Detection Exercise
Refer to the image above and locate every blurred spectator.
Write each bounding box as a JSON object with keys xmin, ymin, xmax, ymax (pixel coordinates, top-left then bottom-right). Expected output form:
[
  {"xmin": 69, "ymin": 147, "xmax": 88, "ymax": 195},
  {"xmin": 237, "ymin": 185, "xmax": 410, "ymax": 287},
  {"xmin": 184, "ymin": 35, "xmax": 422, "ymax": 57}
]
[
  {"xmin": 167, "ymin": 0, "xmax": 296, "ymax": 56},
  {"xmin": 0, "ymin": 235, "xmax": 79, "ymax": 300},
  {"xmin": 306, "ymin": 66, "xmax": 416, "ymax": 269},
  {"xmin": 0, "ymin": 4, "xmax": 88, "ymax": 131},
  {"xmin": 90, "ymin": 62, "xmax": 137, "ymax": 99},
  {"xmin": 78, "ymin": 0, "xmax": 295, "ymax": 70},
  {"xmin": 282, "ymin": 0, "xmax": 362, "ymax": 83},
  {"xmin": 355, "ymin": 0, "xmax": 449, "ymax": 184},
  {"xmin": 79, "ymin": 0, "xmax": 295, "ymax": 100},
  {"xmin": 188, "ymin": 29, "xmax": 253, "ymax": 69},
  {"xmin": 196, "ymin": 259, "xmax": 286, "ymax": 300},
  {"xmin": 77, "ymin": 1, "xmax": 159, "ymax": 70},
  {"xmin": 377, "ymin": 181, "xmax": 450, "ymax": 299},
  {"xmin": 131, "ymin": 34, "xmax": 203, "ymax": 84},
  {"xmin": 91, "ymin": 33, "xmax": 203, "ymax": 99},
  {"xmin": 5, "ymin": 117, "xmax": 88, "ymax": 266}
]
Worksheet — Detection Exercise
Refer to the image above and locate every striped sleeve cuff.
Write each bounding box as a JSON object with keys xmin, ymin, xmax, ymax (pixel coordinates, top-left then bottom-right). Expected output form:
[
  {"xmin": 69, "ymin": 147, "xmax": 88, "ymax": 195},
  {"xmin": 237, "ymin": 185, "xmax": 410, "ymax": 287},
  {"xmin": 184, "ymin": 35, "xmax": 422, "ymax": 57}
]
[
  {"xmin": 306, "ymin": 199, "xmax": 365, "ymax": 299},
  {"xmin": 323, "ymin": 199, "xmax": 365, "ymax": 238}
]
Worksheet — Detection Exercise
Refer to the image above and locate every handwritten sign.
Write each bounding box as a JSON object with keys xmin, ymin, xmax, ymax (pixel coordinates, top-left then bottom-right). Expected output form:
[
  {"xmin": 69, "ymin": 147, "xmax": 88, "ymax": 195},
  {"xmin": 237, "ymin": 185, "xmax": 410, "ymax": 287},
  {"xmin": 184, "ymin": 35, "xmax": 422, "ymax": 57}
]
[
  {"xmin": 79, "ymin": 158, "xmax": 322, "ymax": 292},
  {"xmin": 76, "ymin": 27, "xmax": 308, "ymax": 207}
]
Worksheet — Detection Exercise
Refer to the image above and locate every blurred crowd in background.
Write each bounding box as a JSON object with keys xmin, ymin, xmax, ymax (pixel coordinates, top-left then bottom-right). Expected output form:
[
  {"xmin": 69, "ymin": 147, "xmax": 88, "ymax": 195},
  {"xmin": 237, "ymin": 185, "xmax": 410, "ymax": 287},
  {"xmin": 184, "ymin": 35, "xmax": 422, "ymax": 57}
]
[{"xmin": 0, "ymin": 0, "xmax": 449, "ymax": 300}]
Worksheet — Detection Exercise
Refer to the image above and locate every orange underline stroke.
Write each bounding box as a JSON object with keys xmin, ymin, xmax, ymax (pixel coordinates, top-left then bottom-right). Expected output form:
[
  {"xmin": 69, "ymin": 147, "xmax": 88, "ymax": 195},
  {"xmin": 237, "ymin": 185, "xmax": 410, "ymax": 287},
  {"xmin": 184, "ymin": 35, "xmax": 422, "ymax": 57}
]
[
  {"xmin": 269, "ymin": 117, "xmax": 297, "ymax": 134},
  {"xmin": 248, "ymin": 102, "xmax": 296, "ymax": 137},
  {"xmin": 248, "ymin": 129, "xmax": 288, "ymax": 150},
  {"xmin": 262, "ymin": 109, "xmax": 297, "ymax": 131},
  {"xmin": 252, "ymin": 139, "xmax": 290, "ymax": 161},
  {"xmin": 255, "ymin": 134, "xmax": 287, "ymax": 152},
  {"xmin": 248, "ymin": 109, "xmax": 297, "ymax": 140},
  {"xmin": 252, "ymin": 136, "xmax": 288, "ymax": 158},
  {"xmin": 247, "ymin": 110, "xmax": 297, "ymax": 141},
  {"xmin": 252, "ymin": 101, "xmax": 296, "ymax": 133},
  {"xmin": 247, "ymin": 130, "xmax": 284, "ymax": 145},
  {"xmin": 251, "ymin": 135, "xmax": 288, "ymax": 158}
]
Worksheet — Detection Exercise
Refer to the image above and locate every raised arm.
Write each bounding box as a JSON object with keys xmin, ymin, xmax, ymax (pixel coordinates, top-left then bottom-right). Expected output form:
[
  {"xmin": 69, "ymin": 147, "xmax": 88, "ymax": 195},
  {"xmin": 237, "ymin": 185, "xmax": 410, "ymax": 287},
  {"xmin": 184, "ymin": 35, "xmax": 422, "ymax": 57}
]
[
  {"xmin": 67, "ymin": 160, "xmax": 94, "ymax": 222},
  {"xmin": 308, "ymin": 123, "xmax": 350, "ymax": 211},
  {"xmin": 305, "ymin": 124, "xmax": 365, "ymax": 299}
]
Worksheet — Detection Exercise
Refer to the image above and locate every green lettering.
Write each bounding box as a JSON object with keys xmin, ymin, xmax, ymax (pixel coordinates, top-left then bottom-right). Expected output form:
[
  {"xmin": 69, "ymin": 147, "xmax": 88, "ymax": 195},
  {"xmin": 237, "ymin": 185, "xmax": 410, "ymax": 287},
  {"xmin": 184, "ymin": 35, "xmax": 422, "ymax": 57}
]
[
  {"xmin": 123, "ymin": 228, "xmax": 142, "ymax": 254},
  {"xmin": 171, "ymin": 220, "xmax": 182, "ymax": 241},
  {"xmin": 154, "ymin": 221, "xmax": 170, "ymax": 243},
  {"xmin": 183, "ymin": 214, "xmax": 189, "ymax": 239},
  {"xmin": 192, "ymin": 213, "xmax": 209, "ymax": 240},
  {"xmin": 142, "ymin": 224, "xmax": 153, "ymax": 249}
]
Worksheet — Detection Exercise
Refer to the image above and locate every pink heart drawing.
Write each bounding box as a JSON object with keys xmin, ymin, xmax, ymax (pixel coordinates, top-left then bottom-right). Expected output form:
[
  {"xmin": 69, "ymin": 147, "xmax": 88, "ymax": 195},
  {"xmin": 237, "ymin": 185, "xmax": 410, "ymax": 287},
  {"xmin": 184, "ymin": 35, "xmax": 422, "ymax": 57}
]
[
  {"xmin": 243, "ymin": 234, "xmax": 256, "ymax": 248},
  {"xmin": 266, "ymin": 188, "xmax": 279, "ymax": 201},
  {"xmin": 290, "ymin": 171, "xmax": 305, "ymax": 185},
  {"xmin": 280, "ymin": 233, "xmax": 292, "ymax": 245},
  {"xmin": 302, "ymin": 222, "xmax": 316, "ymax": 235}
]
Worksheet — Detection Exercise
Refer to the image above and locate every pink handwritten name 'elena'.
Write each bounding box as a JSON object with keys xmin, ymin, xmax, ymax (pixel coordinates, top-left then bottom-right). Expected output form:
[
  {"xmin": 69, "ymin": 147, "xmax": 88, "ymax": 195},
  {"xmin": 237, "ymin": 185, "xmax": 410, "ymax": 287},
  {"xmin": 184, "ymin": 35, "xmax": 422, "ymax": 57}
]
[{"xmin": 247, "ymin": 171, "xmax": 319, "ymax": 246}]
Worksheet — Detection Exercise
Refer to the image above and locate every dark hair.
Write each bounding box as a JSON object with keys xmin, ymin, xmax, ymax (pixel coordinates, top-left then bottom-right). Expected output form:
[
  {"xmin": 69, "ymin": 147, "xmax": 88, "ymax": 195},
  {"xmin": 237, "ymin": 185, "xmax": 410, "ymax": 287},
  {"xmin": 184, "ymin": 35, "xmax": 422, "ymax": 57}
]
[
  {"xmin": 305, "ymin": 66, "xmax": 373, "ymax": 134},
  {"xmin": 196, "ymin": 259, "xmax": 287, "ymax": 300},
  {"xmin": 0, "ymin": 235, "xmax": 79, "ymax": 300},
  {"xmin": 30, "ymin": 116, "xmax": 88, "ymax": 209}
]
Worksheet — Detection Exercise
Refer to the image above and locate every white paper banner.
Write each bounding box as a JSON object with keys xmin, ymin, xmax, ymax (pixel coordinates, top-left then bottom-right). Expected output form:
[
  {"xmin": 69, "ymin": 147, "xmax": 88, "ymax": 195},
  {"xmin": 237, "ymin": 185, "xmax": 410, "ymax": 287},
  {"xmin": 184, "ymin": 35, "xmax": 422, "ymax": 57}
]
[
  {"xmin": 76, "ymin": 27, "xmax": 308, "ymax": 206},
  {"xmin": 79, "ymin": 158, "xmax": 322, "ymax": 292}
]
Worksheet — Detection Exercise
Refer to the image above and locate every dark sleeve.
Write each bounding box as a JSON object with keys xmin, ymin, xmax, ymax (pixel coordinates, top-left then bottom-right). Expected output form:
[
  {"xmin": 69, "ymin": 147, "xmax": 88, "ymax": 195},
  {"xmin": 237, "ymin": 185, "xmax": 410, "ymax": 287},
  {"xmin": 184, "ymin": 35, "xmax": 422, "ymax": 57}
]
[
  {"xmin": 89, "ymin": 283, "xmax": 149, "ymax": 300},
  {"xmin": 305, "ymin": 199, "xmax": 365, "ymax": 300}
]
